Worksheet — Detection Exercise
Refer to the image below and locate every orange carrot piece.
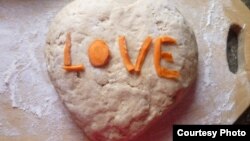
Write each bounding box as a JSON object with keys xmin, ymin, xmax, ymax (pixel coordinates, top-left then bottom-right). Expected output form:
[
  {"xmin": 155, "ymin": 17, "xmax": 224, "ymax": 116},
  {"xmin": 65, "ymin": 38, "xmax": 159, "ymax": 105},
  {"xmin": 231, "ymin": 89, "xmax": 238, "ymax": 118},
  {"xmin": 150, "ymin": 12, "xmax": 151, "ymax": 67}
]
[
  {"xmin": 160, "ymin": 68, "xmax": 180, "ymax": 79},
  {"xmin": 64, "ymin": 32, "xmax": 72, "ymax": 66},
  {"xmin": 160, "ymin": 36, "xmax": 176, "ymax": 44},
  {"xmin": 63, "ymin": 65, "xmax": 85, "ymax": 72},
  {"xmin": 134, "ymin": 36, "xmax": 152, "ymax": 73},
  {"xmin": 154, "ymin": 38, "xmax": 162, "ymax": 75},
  {"xmin": 118, "ymin": 36, "xmax": 135, "ymax": 72},
  {"xmin": 154, "ymin": 36, "xmax": 180, "ymax": 79},
  {"xmin": 88, "ymin": 40, "xmax": 110, "ymax": 67},
  {"xmin": 161, "ymin": 52, "xmax": 174, "ymax": 63},
  {"xmin": 63, "ymin": 32, "xmax": 84, "ymax": 72}
]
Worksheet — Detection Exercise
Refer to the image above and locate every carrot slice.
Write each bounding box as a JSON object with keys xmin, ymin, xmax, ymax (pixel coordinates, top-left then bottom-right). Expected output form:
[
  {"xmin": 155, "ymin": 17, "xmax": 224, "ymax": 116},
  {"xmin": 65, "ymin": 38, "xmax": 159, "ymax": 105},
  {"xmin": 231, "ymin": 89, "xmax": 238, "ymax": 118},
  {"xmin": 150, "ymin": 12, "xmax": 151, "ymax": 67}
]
[
  {"xmin": 154, "ymin": 36, "xmax": 180, "ymax": 79},
  {"xmin": 134, "ymin": 36, "xmax": 152, "ymax": 72},
  {"xmin": 63, "ymin": 65, "xmax": 85, "ymax": 72},
  {"xmin": 88, "ymin": 40, "xmax": 110, "ymax": 67},
  {"xmin": 160, "ymin": 68, "xmax": 180, "ymax": 79},
  {"xmin": 64, "ymin": 32, "xmax": 72, "ymax": 66},
  {"xmin": 118, "ymin": 36, "xmax": 135, "ymax": 72},
  {"xmin": 160, "ymin": 36, "xmax": 176, "ymax": 44},
  {"xmin": 154, "ymin": 38, "xmax": 162, "ymax": 75},
  {"xmin": 119, "ymin": 36, "xmax": 152, "ymax": 73},
  {"xmin": 63, "ymin": 32, "xmax": 85, "ymax": 72},
  {"xmin": 161, "ymin": 52, "xmax": 173, "ymax": 63}
]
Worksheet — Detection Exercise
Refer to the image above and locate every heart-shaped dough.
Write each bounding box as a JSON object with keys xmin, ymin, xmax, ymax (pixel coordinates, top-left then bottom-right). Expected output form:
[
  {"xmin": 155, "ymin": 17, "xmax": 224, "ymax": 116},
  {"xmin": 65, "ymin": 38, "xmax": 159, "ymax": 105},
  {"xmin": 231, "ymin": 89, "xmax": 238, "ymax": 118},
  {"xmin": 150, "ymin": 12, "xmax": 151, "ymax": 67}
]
[{"xmin": 45, "ymin": 0, "xmax": 198, "ymax": 141}]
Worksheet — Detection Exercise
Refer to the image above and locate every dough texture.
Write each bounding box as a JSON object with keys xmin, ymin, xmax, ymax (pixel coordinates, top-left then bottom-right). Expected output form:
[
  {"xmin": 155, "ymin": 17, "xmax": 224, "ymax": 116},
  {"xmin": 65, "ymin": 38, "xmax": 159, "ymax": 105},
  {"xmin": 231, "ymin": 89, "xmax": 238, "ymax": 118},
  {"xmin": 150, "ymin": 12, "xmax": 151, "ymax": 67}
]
[{"xmin": 45, "ymin": 0, "xmax": 198, "ymax": 141}]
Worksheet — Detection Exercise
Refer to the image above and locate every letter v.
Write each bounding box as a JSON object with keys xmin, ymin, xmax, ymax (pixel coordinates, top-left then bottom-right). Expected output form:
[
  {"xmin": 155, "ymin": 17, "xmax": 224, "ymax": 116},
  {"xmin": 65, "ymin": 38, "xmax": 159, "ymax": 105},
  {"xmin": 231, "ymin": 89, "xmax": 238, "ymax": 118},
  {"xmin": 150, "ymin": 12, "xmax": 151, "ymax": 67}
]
[{"xmin": 118, "ymin": 36, "xmax": 152, "ymax": 73}]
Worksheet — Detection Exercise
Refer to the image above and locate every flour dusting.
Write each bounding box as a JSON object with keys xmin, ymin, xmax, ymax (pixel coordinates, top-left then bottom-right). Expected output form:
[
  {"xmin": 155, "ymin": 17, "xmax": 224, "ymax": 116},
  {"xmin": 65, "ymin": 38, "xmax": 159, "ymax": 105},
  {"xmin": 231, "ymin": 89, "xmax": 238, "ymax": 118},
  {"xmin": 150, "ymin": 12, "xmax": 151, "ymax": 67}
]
[
  {"xmin": 206, "ymin": 0, "xmax": 215, "ymax": 26},
  {"xmin": 0, "ymin": 0, "xmax": 83, "ymax": 141}
]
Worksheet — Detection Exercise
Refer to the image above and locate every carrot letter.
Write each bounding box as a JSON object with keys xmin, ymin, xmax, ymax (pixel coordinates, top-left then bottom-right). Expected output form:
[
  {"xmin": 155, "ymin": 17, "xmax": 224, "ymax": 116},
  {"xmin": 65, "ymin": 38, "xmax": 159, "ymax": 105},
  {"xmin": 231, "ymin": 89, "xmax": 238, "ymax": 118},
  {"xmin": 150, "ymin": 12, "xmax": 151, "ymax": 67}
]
[
  {"xmin": 118, "ymin": 36, "xmax": 152, "ymax": 73},
  {"xmin": 154, "ymin": 36, "xmax": 180, "ymax": 79},
  {"xmin": 88, "ymin": 40, "xmax": 110, "ymax": 67},
  {"xmin": 63, "ymin": 32, "xmax": 84, "ymax": 72}
]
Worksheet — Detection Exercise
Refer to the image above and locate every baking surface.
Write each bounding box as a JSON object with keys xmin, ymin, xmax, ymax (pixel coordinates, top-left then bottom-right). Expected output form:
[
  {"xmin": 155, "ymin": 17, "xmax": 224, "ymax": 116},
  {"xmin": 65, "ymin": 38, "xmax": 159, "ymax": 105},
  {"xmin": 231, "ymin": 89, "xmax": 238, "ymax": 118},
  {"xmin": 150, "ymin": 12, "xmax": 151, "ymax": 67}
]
[{"xmin": 0, "ymin": 0, "xmax": 250, "ymax": 141}]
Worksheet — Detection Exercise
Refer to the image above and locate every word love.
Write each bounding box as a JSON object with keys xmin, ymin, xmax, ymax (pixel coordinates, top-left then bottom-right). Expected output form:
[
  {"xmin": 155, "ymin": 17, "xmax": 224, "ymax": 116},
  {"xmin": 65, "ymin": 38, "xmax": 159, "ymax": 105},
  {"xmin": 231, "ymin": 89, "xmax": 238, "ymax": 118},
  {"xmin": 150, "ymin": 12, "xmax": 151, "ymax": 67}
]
[{"xmin": 63, "ymin": 33, "xmax": 180, "ymax": 79}]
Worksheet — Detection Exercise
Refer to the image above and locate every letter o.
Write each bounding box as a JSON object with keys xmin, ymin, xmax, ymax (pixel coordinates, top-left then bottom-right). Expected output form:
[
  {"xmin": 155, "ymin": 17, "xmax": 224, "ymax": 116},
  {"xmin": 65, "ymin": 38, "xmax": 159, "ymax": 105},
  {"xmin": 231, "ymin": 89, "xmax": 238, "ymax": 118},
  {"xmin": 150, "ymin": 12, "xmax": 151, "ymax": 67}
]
[
  {"xmin": 184, "ymin": 131, "xmax": 189, "ymax": 136},
  {"xmin": 88, "ymin": 39, "xmax": 110, "ymax": 67},
  {"xmin": 241, "ymin": 131, "xmax": 246, "ymax": 136},
  {"xmin": 232, "ymin": 131, "xmax": 237, "ymax": 136}
]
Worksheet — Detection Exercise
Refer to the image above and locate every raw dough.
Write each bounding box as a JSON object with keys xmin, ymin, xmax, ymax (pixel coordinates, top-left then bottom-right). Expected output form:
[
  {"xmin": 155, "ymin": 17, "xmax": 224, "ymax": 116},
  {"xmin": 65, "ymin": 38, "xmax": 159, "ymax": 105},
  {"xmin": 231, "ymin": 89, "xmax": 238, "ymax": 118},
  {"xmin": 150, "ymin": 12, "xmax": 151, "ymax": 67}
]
[{"xmin": 45, "ymin": 0, "xmax": 198, "ymax": 141}]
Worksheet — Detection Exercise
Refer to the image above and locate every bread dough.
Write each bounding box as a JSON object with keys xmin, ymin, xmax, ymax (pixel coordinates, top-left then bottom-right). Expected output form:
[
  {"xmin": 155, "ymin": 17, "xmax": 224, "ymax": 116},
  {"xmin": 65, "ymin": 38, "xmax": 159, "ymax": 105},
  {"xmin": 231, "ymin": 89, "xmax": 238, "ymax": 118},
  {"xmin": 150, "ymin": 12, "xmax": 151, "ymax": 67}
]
[{"xmin": 45, "ymin": 0, "xmax": 198, "ymax": 141}]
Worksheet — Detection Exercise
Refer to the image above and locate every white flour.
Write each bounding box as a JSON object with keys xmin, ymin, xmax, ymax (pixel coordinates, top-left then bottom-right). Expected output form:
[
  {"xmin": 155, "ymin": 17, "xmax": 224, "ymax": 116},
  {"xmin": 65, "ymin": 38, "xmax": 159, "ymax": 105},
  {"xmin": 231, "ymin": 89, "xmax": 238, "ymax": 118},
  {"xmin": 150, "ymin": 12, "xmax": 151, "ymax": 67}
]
[
  {"xmin": 165, "ymin": 0, "xmax": 238, "ymax": 126},
  {"xmin": 0, "ymin": 0, "xmax": 83, "ymax": 140}
]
